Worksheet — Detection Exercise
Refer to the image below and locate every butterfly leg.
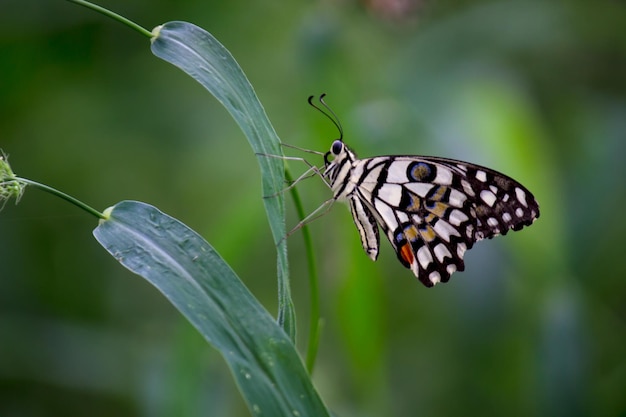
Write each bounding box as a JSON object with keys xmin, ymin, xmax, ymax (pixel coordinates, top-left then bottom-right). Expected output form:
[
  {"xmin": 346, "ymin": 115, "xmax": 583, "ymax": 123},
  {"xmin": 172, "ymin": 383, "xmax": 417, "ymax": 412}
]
[
  {"xmin": 256, "ymin": 152, "xmax": 330, "ymax": 197},
  {"xmin": 280, "ymin": 142, "xmax": 325, "ymax": 156},
  {"xmin": 257, "ymin": 144, "xmax": 329, "ymax": 185},
  {"xmin": 276, "ymin": 197, "xmax": 337, "ymax": 246}
]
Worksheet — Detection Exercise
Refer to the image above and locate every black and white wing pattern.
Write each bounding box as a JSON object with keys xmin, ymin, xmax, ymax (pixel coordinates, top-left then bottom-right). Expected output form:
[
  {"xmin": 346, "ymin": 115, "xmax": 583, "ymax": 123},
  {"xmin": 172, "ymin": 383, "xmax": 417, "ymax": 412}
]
[{"xmin": 323, "ymin": 139, "xmax": 540, "ymax": 287}]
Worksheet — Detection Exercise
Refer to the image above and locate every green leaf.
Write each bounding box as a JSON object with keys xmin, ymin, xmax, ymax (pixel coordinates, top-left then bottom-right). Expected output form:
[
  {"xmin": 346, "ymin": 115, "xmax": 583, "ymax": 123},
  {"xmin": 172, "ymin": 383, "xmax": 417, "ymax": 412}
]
[
  {"xmin": 93, "ymin": 201, "xmax": 329, "ymax": 417},
  {"xmin": 149, "ymin": 21, "xmax": 295, "ymax": 338}
]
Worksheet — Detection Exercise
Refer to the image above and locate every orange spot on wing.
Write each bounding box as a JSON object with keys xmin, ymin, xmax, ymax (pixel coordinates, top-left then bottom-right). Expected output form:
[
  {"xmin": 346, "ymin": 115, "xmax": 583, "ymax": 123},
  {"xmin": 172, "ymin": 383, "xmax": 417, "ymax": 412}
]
[{"xmin": 400, "ymin": 243, "xmax": 414, "ymax": 265}]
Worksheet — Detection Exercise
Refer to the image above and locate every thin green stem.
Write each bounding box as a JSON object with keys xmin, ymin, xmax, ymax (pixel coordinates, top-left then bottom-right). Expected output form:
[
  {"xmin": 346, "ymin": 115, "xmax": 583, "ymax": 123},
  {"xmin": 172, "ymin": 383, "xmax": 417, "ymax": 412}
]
[
  {"xmin": 285, "ymin": 168, "xmax": 321, "ymax": 374},
  {"xmin": 17, "ymin": 177, "xmax": 106, "ymax": 220},
  {"xmin": 66, "ymin": 0, "xmax": 153, "ymax": 38}
]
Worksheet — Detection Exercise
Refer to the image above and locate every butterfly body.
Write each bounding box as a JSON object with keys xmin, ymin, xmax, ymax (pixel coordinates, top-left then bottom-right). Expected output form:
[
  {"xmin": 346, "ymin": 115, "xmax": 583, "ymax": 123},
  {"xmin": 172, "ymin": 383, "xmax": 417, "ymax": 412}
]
[{"xmin": 323, "ymin": 139, "xmax": 540, "ymax": 287}]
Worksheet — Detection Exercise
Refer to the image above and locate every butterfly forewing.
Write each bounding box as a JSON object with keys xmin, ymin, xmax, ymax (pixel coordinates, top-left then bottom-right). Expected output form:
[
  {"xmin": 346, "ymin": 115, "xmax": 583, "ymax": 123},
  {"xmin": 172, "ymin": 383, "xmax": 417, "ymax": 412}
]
[{"xmin": 324, "ymin": 140, "xmax": 540, "ymax": 287}]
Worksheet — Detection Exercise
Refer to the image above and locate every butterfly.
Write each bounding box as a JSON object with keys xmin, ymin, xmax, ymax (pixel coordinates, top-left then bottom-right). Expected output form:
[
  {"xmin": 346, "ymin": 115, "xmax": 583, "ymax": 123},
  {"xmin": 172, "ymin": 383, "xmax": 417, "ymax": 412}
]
[{"xmin": 308, "ymin": 95, "xmax": 540, "ymax": 287}]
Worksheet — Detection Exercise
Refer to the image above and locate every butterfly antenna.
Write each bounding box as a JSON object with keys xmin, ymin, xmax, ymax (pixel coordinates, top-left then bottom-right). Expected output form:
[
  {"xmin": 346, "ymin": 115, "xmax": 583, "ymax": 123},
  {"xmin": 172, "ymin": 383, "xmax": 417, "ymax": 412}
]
[{"xmin": 308, "ymin": 94, "xmax": 344, "ymax": 141}]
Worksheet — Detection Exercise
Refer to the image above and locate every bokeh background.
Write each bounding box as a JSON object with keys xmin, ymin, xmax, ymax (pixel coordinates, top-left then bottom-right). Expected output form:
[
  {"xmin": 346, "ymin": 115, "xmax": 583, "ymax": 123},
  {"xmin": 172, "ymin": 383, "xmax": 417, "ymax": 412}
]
[{"xmin": 1, "ymin": 0, "xmax": 625, "ymax": 416}]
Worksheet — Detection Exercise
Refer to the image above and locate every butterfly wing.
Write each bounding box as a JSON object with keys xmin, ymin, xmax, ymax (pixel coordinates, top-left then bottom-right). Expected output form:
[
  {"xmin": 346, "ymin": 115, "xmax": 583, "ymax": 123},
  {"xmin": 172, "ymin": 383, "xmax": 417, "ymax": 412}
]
[
  {"xmin": 351, "ymin": 156, "xmax": 540, "ymax": 287},
  {"xmin": 348, "ymin": 196, "xmax": 380, "ymax": 261}
]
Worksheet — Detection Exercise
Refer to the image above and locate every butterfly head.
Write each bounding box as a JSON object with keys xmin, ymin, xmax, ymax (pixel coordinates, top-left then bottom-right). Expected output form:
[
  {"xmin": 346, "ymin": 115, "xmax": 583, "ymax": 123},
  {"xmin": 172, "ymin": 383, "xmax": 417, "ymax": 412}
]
[
  {"xmin": 323, "ymin": 139, "xmax": 357, "ymax": 188},
  {"xmin": 324, "ymin": 140, "xmax": 346, "ymax": 165}
]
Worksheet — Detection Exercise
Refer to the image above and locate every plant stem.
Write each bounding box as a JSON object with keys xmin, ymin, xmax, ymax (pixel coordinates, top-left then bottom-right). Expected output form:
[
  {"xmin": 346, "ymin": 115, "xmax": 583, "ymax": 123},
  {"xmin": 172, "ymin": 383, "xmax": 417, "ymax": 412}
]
[
  {"xmin": 17, "ymin": 177, "xmax": 106, "ymax": 220},
  {"xmin": 285, "ymin": 169, "xmax": 321, "ymax": 374},
  {"xmin": 66, "ymin": 0, "xmax": 153, "ymax": 38}
]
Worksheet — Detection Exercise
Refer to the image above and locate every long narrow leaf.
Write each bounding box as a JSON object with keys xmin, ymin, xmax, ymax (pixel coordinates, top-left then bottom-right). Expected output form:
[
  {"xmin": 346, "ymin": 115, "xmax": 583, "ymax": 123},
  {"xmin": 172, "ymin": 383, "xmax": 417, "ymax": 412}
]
[
  {"xmin": 149, "ymin": 21, "xmax": 295, "ymax": 338},
  {"xmin": 93, "ymin": 201, "xmax": 329, "ymax": 417}
]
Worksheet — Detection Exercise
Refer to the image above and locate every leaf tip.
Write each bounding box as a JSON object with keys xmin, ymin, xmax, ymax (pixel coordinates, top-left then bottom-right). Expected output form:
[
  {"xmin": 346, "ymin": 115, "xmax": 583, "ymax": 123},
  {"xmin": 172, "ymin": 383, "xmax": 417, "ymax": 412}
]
[
  {"xmin": 150, "ymin": 25, "xmax": 163, "ymax": 44},
  {"xmin": 99, "ymin": 205, "xmax": 114, "ymax": 224}
]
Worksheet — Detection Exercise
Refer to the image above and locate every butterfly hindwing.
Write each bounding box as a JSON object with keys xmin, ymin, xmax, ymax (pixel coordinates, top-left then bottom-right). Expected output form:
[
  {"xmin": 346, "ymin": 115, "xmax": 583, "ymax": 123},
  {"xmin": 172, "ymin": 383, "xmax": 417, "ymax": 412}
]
[
  {"xmin": 348, "ymin": 196, "xmax": 380, "ymax": 261},
  {"xmin": 352, "ymin": 157, "xmax": 472, "ymax": 286}
]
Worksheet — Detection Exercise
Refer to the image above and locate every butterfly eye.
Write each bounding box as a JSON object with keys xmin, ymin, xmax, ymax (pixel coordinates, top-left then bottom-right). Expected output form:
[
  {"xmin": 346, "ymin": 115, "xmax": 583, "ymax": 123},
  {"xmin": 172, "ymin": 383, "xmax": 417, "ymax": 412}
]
[{"xmin": 331, "ymin": 140, "xmax": 344, "ymax": 155}]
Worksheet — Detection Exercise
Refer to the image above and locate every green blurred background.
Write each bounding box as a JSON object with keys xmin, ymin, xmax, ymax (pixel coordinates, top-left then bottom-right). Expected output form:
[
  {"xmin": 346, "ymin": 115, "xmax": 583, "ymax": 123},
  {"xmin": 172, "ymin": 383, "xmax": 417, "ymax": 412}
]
[{"xmin": 1, "ymin": 0, "xmax": 625, "ymax": 416}]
